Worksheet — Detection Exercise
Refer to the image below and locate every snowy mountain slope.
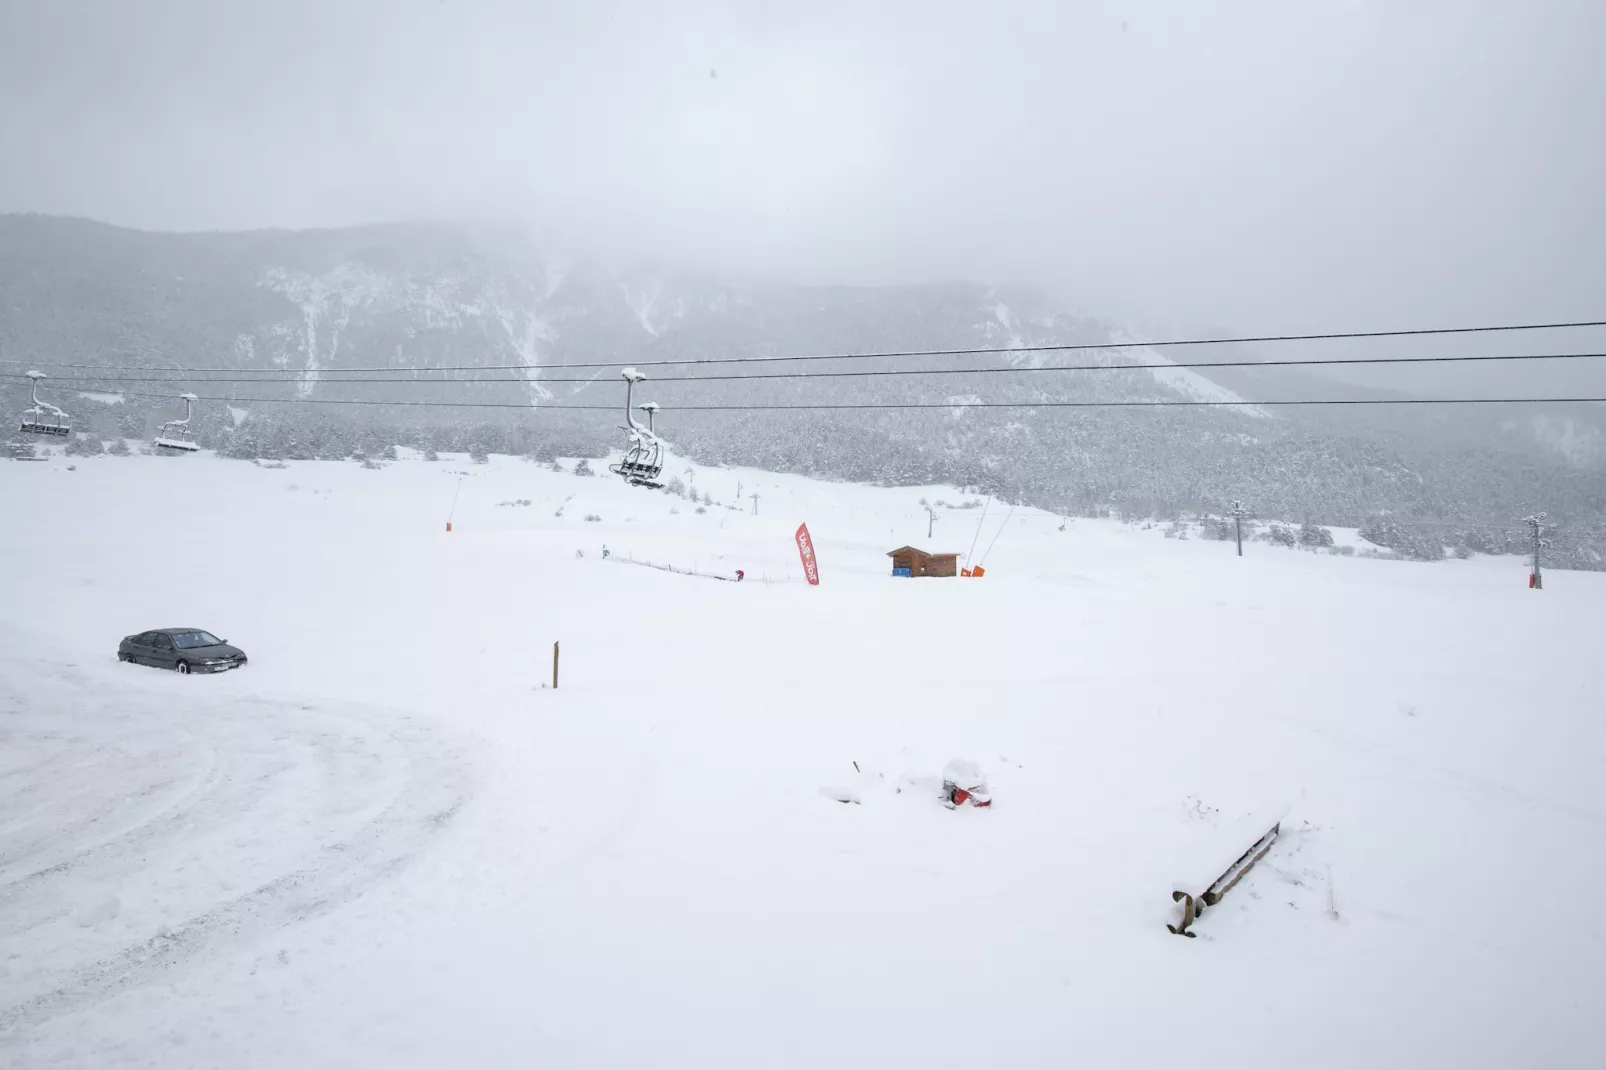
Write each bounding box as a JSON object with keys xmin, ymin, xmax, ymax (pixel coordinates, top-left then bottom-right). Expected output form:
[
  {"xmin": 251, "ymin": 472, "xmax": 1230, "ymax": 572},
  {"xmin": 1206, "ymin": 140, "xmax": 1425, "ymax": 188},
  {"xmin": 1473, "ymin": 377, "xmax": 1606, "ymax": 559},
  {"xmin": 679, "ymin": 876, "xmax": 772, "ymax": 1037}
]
[
  {"xmin": 3, "ymin": 214, "xmax": 1604, "ymax": 541},
  {"xmin": 1512, "ymin": 411, "xmax": 1606, "ymax": 467},
  {"xmin": 1104, "ymin": 327, "xmax": 1263, "ymax": 413},
  {"xmin": 2, "ymin": 453, "xmax": 1603, "ymax": 1067}
]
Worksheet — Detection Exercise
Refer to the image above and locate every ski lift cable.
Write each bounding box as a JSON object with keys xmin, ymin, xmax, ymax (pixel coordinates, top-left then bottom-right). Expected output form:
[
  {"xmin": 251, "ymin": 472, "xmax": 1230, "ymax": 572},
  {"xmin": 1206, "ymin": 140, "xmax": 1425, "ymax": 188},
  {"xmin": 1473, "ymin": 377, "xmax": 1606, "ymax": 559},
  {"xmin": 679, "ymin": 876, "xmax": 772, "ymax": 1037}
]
[
  {"xmin": 964, "ymin": 497, "xmax": 991, "ymax": 565},
  {"xmin": 2, "ymin": 389, "xmax": 1602, "ymax": 411},
  {"xmin": 978, "ymin": 502, "xmax": 1018, "ymax": 568},
  {"xmin": 4, "ymin": 318, "xmax": 1606, "ymax": 374},
  {"xmin": 10, "ymin": 349, "xmax": 1606, "ymax": 386},
  {"xmin": 1327, "ymin": 518, "xmax": 1606, "ymax": 537}
]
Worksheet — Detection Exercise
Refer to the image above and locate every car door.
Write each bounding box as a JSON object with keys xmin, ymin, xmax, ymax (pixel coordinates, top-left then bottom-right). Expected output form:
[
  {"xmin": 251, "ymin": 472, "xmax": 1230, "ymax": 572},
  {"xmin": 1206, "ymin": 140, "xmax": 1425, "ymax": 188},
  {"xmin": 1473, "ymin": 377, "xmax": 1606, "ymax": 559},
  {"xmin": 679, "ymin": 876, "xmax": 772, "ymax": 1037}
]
[
  {"xmin": 150, "ymin": 632, "xmax": 177, "ymax": 669},
  {"xmin": 127, "ymin": 632, "xmax": 156, "ymax": 665}
]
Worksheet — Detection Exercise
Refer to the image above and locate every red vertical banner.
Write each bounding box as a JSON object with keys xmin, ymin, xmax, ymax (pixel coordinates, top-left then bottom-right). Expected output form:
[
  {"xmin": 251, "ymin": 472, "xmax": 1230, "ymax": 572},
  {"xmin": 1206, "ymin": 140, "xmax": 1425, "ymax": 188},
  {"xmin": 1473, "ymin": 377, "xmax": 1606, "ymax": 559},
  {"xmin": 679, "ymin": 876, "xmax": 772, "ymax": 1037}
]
[{"xmin": 795, "ymin": 523, "xmax": 820, "ymax": 586}]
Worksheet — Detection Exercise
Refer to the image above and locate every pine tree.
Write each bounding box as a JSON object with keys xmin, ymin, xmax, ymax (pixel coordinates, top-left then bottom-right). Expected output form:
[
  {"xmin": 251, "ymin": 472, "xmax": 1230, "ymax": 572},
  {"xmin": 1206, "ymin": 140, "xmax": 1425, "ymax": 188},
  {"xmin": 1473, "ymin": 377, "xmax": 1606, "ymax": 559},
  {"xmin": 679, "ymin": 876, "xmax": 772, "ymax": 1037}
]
[
  {"xmin": 1298, "ymin": 521, "xmax": 1334, "ymax": 547},
  {"xmin": 1360, "ymin": 515, "xmax": 1445, "ymax": 561}
]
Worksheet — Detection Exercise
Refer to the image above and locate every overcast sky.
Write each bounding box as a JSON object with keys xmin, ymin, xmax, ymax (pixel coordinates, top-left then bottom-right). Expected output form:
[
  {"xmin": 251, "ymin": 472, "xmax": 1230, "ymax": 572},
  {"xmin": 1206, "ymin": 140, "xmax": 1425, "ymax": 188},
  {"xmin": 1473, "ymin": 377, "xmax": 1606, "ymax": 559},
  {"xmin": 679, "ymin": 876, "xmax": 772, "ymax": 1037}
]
[{"xmin": 2, "ymin": 0, "xmax": 1603, "ymax": 337}]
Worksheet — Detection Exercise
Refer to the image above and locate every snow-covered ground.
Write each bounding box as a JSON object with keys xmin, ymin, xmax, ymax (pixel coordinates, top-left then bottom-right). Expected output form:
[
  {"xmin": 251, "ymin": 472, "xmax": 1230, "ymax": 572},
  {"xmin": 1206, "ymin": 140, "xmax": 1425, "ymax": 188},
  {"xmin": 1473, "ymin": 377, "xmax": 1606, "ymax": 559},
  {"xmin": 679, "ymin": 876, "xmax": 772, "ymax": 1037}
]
[{"xmin": 2, "ymin": 452, "xmax": 1603, "ymax": 1068}]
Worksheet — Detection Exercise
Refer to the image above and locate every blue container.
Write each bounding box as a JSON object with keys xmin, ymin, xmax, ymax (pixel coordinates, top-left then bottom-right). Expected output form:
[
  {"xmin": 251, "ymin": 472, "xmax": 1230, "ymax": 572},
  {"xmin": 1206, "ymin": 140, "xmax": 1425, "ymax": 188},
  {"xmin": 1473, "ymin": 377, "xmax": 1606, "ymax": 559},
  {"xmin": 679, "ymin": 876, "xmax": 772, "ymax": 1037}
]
[{"xmin": 892, "ymin": 567, "xmax": 913, "ymax": 578}]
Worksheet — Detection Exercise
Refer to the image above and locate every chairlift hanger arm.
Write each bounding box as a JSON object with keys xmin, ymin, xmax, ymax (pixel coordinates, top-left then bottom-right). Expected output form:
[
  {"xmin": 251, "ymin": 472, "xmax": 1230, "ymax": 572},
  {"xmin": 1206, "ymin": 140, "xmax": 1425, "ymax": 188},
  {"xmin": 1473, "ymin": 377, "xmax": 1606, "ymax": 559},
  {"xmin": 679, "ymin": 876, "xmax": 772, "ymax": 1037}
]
[
  {"xmin": 19, "ymin": 370, "xmax": 72, "ymax": 434},
  {"xmin": 154, "ymin": 391, "xmax": 201, "ymax": 450}
]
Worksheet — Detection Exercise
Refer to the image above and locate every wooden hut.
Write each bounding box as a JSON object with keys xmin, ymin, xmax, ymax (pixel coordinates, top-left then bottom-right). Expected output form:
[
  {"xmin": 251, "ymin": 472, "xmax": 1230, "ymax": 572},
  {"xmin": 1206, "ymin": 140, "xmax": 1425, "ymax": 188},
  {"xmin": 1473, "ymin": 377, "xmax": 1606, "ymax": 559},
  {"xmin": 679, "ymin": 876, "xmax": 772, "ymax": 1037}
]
[{"xmin": 887, "ymin": 546, "xmax": 961, "ymax": 578}]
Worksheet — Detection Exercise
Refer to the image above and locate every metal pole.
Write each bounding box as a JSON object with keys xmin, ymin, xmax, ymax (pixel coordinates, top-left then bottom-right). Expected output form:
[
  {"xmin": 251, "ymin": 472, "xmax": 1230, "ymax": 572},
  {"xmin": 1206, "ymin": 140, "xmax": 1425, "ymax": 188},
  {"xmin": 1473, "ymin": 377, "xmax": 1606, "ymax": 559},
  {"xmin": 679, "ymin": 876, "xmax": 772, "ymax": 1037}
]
[
  {"xmin": 553, "ymin": 640, "xmax": 560, "ymax": 689},
  {"xmin": 1232, "ymin": 500, "xmax": 1245, "ymax": 557},
  {"xmin": 447, "ymin": 473, "xmax": 464, "ymax": 533},
  {"xmin": 1525, "ymin": 512, "xmax": 1547, "ymax": 589}
]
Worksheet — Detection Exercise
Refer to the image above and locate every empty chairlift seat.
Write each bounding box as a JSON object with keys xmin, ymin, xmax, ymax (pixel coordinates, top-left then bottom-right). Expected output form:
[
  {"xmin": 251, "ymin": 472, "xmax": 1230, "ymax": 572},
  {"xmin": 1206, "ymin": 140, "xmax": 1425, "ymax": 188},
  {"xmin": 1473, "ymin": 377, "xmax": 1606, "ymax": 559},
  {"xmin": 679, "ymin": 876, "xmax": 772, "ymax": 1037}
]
[
  {"xmin": 154, "ymin": 393, "xmax": 201, "ymax": 452},
  {"xmin": 17, "ymin": 371, "xmax": 71, "ymax": 437},
  {"xmin": 607, "ymin": 370, "xmax": 664, "ymax": 488}
]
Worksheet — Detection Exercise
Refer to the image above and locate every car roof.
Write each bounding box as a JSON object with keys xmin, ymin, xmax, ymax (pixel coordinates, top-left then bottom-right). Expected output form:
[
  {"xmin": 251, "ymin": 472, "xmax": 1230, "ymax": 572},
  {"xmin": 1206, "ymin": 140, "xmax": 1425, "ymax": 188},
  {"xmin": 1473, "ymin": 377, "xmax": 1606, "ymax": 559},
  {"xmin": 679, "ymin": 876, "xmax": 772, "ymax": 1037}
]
[{"xmin": 155, "ymin": 627, "xmax": 209, "ymax": 634}]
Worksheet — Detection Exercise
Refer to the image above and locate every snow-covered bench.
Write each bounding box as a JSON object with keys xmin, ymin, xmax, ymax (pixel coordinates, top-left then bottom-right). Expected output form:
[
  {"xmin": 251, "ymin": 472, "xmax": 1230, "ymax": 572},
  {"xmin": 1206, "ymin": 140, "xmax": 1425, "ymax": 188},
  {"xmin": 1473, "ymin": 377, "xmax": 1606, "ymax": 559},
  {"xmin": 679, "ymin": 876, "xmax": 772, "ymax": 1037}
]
[{"xmin": 1167, "ymin": 803, "xmax": 1289, "ymax": 938}]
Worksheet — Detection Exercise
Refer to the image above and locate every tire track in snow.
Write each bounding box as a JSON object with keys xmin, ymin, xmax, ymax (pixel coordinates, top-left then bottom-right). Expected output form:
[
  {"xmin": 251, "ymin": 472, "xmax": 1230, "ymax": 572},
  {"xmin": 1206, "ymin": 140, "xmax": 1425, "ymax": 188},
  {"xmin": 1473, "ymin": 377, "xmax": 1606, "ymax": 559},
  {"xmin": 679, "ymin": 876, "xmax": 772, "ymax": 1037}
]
[
  {"xmin": 0, "ymin": 736, "xmax": 220, "ymax": 901},
  {"xmin": 0, "ymin": 674, "xmax": 470, "ymax": 1039}
]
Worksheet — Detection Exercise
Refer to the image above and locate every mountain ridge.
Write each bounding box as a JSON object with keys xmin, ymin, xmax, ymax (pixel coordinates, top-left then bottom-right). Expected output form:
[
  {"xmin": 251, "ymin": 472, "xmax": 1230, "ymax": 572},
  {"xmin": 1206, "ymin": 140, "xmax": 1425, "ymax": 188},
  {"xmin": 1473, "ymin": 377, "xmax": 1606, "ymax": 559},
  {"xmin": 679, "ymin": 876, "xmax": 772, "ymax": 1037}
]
[{"xmin": 3, "ymin": 214, "xmax": 1603, "ymax": 566}]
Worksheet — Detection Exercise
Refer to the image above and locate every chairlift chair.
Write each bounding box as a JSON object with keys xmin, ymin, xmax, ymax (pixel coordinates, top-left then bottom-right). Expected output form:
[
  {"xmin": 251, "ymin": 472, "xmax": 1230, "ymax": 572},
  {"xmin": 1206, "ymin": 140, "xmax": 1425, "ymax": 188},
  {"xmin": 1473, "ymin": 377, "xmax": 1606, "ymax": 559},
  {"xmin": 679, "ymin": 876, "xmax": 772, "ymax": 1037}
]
[
  {"xmin": 608, "ymin": 369, "xmax": 664, "ymax": 488},
  {"xmin": 154, "ymin": 393, "xmax": 201, "ymax": 452},
  {"xmin": 632, "ymin": 401, "xmax": 664, "ymax": 481},
  {"xmin": 18, "ymin": 371, "xmax": 71, "ymax": 437}
]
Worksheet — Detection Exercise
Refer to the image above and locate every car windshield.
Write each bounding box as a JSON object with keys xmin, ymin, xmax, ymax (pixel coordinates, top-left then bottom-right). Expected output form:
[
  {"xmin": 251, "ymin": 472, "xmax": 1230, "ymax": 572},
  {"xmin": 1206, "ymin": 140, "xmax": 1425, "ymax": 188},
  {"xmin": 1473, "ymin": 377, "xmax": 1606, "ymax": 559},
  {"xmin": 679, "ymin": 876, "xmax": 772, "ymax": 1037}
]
[{"xmin": 171, "ymin": 631, "xmax": 222, "ymax": 649}]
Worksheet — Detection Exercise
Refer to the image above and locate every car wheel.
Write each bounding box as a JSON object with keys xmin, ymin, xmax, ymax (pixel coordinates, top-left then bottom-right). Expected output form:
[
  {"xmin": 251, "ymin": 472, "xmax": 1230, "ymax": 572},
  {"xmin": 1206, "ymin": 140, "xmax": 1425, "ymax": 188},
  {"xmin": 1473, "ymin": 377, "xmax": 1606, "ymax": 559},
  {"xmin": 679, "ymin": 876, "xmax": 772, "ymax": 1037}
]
[{"xmin": 175, "ymin": 661, "xmax": 191, "ymax": 675}]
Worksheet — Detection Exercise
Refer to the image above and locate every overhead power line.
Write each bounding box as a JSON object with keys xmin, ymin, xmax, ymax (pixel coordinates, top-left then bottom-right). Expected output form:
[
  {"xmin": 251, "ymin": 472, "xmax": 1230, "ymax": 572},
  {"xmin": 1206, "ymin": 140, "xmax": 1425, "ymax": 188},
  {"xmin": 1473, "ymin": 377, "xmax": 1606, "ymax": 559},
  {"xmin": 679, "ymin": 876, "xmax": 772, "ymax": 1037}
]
[
  {"xmin": 3, "ymin": 317, "xmax": 1605, "ymax": 374},
  {"xmin": 7, "ymin": 349, "xmax": 1606, "ymax": 387},
  {"xmin": 17, "ymin": 388, "xmax": 1604, "ymax": 411}
]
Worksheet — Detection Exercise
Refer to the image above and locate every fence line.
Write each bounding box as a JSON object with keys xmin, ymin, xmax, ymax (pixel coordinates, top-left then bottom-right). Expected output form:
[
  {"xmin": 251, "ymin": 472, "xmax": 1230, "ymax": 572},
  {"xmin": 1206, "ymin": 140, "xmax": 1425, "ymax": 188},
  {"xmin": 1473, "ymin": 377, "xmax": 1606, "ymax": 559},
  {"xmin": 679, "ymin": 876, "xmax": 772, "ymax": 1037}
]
[{"xmin": 605, "ymin": 554, "xmax": 779, "ymax": 585}]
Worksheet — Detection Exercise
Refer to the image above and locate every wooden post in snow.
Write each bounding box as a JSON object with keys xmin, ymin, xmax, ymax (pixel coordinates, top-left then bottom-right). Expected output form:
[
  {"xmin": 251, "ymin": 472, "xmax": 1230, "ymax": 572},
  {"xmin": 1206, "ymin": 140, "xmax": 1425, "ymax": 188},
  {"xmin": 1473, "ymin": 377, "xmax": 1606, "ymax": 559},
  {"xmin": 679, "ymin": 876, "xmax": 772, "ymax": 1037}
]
[{"xmin": 552, "ymin": 641, "xmax": 560, "ymax": 690}]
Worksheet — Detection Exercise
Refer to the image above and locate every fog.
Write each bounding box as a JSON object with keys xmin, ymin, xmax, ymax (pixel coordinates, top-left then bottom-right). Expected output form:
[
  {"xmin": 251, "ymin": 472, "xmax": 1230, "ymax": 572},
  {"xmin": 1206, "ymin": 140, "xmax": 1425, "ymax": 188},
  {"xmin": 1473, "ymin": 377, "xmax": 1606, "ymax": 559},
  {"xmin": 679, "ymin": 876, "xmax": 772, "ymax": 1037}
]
[{"xmin": 2, "ymin": 0, "xmax": 1604, "ymax": 338}]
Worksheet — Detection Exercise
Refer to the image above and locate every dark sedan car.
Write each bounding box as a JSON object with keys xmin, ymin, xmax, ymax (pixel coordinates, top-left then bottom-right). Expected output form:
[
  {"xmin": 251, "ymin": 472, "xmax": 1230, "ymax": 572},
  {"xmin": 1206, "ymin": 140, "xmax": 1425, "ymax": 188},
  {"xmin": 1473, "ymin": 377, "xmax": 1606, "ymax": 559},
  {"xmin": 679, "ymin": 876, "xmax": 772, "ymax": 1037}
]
[{"xmin": 118, "ymin": 628, "xmax": 248, "ymax": 674}]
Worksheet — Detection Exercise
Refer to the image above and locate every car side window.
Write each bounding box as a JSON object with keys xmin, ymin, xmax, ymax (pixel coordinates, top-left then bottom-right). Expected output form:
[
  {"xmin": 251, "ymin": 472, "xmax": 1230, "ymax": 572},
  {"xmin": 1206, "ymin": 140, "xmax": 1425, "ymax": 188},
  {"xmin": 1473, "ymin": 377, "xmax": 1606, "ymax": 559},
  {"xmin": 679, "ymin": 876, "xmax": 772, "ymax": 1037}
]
[{"xmin": 153, "ymin": 633, "xmax": 173, "ymax": 650}]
